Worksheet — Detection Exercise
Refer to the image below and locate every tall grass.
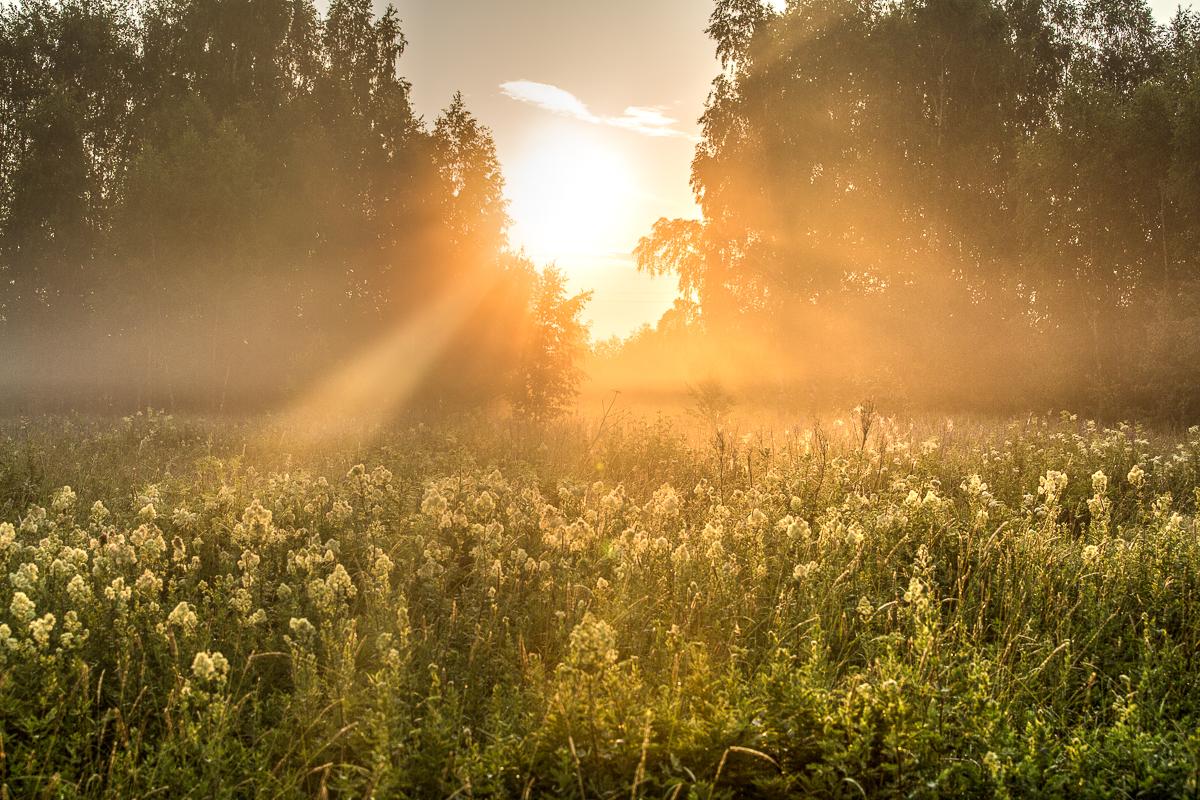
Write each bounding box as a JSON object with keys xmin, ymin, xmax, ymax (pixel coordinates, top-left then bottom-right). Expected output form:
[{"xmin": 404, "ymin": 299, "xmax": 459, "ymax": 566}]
[{"xmin": 1, "ymin": 410, "xmax": 1199, "ymax": 797}]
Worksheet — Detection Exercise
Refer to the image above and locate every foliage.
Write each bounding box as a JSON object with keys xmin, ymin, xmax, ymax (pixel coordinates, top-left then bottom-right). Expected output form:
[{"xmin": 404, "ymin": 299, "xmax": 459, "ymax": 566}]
[
  {"xmin": 634, "ymin": 0, "xmax": 1200, "ymax": 417},
  {"xmin": 0, "ymin": 0, "xmax": 528, "ymax": 408},
  {"xmin": 509, "ymin": 267, "xmax": 591, "ymax": 422},
  {"xmin": 2, "ymin": 410, "xmax": 1200, "ymax": 796},
  {"xmin": 434, "ymin": 92, "xmax": 510, "ymax": 260}
]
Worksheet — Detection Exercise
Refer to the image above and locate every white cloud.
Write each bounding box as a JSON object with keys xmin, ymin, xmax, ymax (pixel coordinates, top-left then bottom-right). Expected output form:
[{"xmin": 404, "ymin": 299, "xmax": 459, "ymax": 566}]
[
  {"xmin": 609, "ymin": 106, "xmax": 687, "ymax": 137},
  {"xmin": 500, "ymin": 80, "xmax": 599, "ymax": 123},
  {"xmin": 499, "ymin": 80, "xmax": 696, "ymax": 140},
  {"xmin": 623, "ymin": 106, "xmax": 678, "ymax": 127}
]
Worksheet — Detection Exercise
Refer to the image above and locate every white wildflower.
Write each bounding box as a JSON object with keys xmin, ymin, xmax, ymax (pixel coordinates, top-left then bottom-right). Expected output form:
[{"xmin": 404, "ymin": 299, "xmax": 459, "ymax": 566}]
[
  {"xmin": 904, "ymin": 577, "xmax": 927, "ymax": 605},
  {"xmin": 51, "ymin": 486, "xmax": 77, "ymax": 513},
  {"xmin": 191, "ymin": 650, "xmax": 229, "ymax": 683},
  {"xmin": 167, "ymin": 601, "xmax": 199, "ymax": 635},
  {"xmin": 9, "ymin": 591, "xmax": 36, "ymax": 623},
  {"xmin": 420, "ymin": 488, "xmax": 448, "ymax": 518},
  {"xmin": 105, "ymin": 577, "xmax": 132, "ymax": 603},
  {"xmin": 29, "ymin": 612, "xmax": 55, "ymax": 649},
  {"xmin": 90, "ymin": 501, "xmax": 109, "ymax": 523},
  {"xmin": 793, "ymin": 561, "xmax": 818, "ymax": 580},
  {"xmin": 10, "ymin": 562, "xmax": 39, "ymax": 592},
  {"xmin": 1127, "ymin": 464, "xmax": 1145, "ymax": 489},
  {"xmin": 473, "ymin": 491, "xmax": 496, "ymax": 517},
  {"xmin": 67, "ymin": 574, "xmax": 92, "ymax": 605},
  {"xmin": 289, "ymin": 617, "xmax": 316, "ymax": 638},
  {"xmin": 1038, "ymin": 470, "xmax": 1068, "ymax": 500},
  {"xmin": 60, "ymin": 610, "xmax": 86, "ymax": 649},
  {"xmin": 135, "ymin": 569, "xmax": 163, "ymax": 598}
]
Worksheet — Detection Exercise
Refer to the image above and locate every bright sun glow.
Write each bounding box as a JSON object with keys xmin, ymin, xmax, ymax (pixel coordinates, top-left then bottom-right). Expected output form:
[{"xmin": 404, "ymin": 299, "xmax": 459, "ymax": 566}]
[{"xmin": 505, "ymin": 128, "xmax": 637, "ymax": 268}]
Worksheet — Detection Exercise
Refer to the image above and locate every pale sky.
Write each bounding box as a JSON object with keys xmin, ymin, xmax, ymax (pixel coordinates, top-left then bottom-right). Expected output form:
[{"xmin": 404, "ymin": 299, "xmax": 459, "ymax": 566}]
[
  {"xmin": 396, "ymin": 0, "xmax": 713, "ymax": 340},
  {"xmin": 391, "ymin": 0, "xmax": 1194, "ymax": 340}
]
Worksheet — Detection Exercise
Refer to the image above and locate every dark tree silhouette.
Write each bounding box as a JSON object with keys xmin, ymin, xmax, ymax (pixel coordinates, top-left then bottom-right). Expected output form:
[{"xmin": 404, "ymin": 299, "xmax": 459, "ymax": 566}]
[
  {"xmin": 631, "ymin": 0, "xmax": 1200, "ymax": 416},
  {"xmin": 0, "ymin": 0, "xmax": 585, "ymax": 414}
]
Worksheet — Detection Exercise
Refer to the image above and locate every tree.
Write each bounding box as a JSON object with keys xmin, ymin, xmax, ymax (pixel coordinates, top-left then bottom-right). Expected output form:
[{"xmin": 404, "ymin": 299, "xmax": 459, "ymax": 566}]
[
  {"xmin": 509, "ymin": 268, "xmax": 590, "ymax": 422},
  {"xmin": 631, "ymin": 0, "xmax": 1200, "ymax": 412},
  {"xmin": 0, "ymin": 0, "xmax": 536, "ymax": 409},
  {"xmin": 433, "ymin": 93, "xmax": 510, "ymax": 261},
  {"xmin": 0, "ymin": 0, "xmax": 141, "ymax": 322}
]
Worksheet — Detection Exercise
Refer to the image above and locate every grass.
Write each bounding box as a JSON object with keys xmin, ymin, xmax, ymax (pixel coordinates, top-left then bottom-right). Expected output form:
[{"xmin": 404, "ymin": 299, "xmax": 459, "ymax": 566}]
[{"xmin": 1, "ymin": 408, "xmax": 1199, "ymax": 798}]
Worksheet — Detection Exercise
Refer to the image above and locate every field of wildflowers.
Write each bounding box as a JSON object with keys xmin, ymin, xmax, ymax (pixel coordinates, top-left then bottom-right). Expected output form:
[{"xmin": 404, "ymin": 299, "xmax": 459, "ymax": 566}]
[{"xmin": 1, "ymin": 409, "xmax": 1199, "ymax": 797}]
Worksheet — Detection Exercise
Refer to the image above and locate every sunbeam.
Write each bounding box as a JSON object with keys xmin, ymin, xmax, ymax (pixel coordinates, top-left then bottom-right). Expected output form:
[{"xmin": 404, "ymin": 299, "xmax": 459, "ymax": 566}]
[{"xmin": 274, "ymin": 273, "xmax": 500, "ymax": 447}]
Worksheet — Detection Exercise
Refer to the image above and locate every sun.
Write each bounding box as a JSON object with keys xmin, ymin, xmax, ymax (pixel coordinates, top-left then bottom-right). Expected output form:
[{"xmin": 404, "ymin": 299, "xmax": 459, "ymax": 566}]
[{"xmin": 505, "ymin": 126, "xmax": 637, "ymax": 268}]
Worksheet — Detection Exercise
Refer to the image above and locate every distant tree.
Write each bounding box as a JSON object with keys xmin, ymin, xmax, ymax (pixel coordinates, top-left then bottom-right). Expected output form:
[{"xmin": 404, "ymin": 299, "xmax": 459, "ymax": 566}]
[
  {"xmin": 630, "ymin": 0, "xmax": 1200, "ymax": 413},
  {"xmin": 0, "ymin": 0, "xmax": 141, "ymax": 321},
  {"xmin": 0, "ymin": 0, "xmax": 541, "ymax": 409},
  {"xmin": 433, "ymin": 93, "xmax": 510, "ymax": 261},
  {"xmin": 1, "ymin": 89, "xmax": 93, "ymax": 316},
  {"xmin": 509, "ymin": 267, "xmax": 590, "ymax": 422},
  {"xmin": 634, "ymin": 218, "xmax": 708, "ymax": 310},
  {"xmin": 706, "ymin": 0, "xmax": 773, "ymax": 70}
]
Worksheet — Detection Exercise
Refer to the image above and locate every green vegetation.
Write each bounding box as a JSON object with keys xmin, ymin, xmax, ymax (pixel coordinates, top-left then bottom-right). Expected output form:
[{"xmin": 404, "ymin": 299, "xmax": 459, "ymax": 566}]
[
  {"xmin": 620, "ymin": 0, "xmax": 1200, "ymax": 414},
  {"xmin": 3, "ymin": 410, "xmax": 1200, "ymax": 797},
  {"xmin": 0, "ymin": 0, "xmax": 576, "ymax": 409}
]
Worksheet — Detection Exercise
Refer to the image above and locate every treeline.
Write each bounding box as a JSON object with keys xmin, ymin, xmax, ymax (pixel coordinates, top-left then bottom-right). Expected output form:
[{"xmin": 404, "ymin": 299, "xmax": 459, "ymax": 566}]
[
  {"xmin": 627, "ymin": 0, "xmax": 1200, "ymax": 418},
  {"xmin": 0, "ymin": 0, "xmax": 582, "ymax": 413}
]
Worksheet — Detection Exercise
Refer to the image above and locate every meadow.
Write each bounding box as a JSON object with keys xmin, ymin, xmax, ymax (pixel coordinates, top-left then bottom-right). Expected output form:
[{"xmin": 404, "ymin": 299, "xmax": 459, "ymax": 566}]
[{"xmin": 1, "ymin": 409, "xmax": 1199, "ymax": 798}]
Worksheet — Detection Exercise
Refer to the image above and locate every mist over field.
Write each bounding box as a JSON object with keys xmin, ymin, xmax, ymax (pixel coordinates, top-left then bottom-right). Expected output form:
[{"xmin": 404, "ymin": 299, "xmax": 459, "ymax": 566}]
[
  {"xmin": 3, "ymin": 0, "xmax": 1200, "ymax": 797},
  {"xmin": 2, "ymin": 0, "xmax": 1200, "ymax": 420}
]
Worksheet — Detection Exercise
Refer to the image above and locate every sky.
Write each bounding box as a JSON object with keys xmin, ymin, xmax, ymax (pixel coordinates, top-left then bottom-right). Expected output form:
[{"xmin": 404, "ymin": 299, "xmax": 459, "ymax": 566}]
[
  {"xmin": 391, "ymin": 0, "xmax": 1195, "ymax": 341},
  {"xmin": 395, "ymin": 0, "xmax": 716, "ymax": 341}
]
